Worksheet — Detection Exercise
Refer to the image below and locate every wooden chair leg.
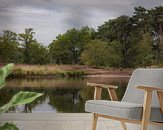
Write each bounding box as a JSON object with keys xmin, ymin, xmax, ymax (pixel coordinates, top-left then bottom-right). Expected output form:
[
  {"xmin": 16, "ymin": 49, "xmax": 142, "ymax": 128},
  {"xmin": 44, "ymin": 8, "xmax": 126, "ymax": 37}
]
[
  {"xmin": 92, "ymin": 113, "xmax": 98, "ymax": 130},
  {"xmin": 121, "ymin": 121, "xmax": 127, "ymax": 130},
  {"xmin": 157, "ymin": 91, "xmax": 163, "ymax": 114},
  {"xmin": 108, "ymin": 88, "xmax": 127, "ymax": 129},
  {"xmin": 141, "ymin": 90, "xmax": 152, "ymax": 130},
  {"xmin": 92, "ymin": 87, "xmax": 101, "ymax": 130}
]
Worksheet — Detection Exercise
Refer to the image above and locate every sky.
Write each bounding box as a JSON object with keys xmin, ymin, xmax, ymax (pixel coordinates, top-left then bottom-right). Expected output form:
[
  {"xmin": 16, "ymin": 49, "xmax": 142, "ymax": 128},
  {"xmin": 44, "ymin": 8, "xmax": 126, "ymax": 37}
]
[{"xmin": 0, "ymin": 0, "xmax": 163, "ymax": 45}]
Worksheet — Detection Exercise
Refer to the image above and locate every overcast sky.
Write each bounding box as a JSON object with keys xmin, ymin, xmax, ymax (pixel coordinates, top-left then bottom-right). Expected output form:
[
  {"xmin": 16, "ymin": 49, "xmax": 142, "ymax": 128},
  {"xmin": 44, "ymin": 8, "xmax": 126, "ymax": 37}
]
[{"xmin": 0, "ymin": 0, "xmax": 163, "ymax": 45}]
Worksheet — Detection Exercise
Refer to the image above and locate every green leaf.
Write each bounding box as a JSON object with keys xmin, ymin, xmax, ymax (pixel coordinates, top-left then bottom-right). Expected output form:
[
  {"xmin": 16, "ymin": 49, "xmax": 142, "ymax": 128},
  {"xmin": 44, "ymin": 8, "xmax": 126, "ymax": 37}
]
[
  {"xmin": 0, "ymin": 79, "xmax": 5, "ymax": 90},
  {"xmin": 0, "ymin": 91, "xmax": 43, "ymax": 114},
  {"xmin": 0, "ymin": 63, "xmax": 14, "ymax": 89},
  {"xmin": 0, "ymin": 123, "xmax": 19, "ymax": 130},
  {"xmin": 0, "ymin": 63, "xmax": 14, "ymax": 78}
]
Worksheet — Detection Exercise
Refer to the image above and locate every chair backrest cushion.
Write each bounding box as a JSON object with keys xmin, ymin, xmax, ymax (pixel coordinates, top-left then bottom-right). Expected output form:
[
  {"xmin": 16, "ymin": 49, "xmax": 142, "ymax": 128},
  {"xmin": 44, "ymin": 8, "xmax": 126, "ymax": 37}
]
[{"xmin": 122, "ymin": 69, "xmax": 163, "ymax": 107}]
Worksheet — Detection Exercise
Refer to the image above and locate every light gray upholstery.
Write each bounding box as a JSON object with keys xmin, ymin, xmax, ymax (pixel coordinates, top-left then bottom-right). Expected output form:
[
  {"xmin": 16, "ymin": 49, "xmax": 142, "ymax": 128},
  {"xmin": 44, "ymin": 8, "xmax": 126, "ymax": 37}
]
[
  {"xmin": 85, "ymin": 100, "xmax": 142, "ymax": 120},
  {"xmin": 85, "ymin": 100, "xmax": 163, "ymax": 122},
  {"xmin": 85, "ymin": 69, "xmax": 163, "ymax": 122},
  {"xmin": 122, "ymin": 69, "xmax": 163, "ymax": 107}
]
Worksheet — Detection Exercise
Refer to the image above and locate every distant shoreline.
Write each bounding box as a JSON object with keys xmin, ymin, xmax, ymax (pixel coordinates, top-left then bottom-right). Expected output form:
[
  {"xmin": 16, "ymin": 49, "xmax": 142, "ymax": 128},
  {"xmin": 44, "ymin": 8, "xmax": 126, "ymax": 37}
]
[
  {"xmin": 84, "ymin": 74, "xmax": 131, "ymax": 78},
  {"xmin": 6, "ymin": 64, "xmax": 133, "ymax": 78}
]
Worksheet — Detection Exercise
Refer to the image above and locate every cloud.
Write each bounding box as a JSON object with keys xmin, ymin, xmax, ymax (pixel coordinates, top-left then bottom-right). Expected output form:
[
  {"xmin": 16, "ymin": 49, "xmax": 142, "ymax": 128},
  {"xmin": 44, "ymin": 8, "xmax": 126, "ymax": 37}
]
[
  {"xmin": 132, "ymin": 0, "xmax": 163, "ymax": 9},
  {"xmin": 0, "ymin": 0, "xmax": 162, "ymax": 45}
]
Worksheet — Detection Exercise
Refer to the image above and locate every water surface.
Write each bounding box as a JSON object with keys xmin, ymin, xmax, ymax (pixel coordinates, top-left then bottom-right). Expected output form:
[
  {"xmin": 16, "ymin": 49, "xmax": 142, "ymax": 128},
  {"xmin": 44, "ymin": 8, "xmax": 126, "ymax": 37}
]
[{"xmin": 0, "ymin": 77, "xmax": 129, "ymax": 113}]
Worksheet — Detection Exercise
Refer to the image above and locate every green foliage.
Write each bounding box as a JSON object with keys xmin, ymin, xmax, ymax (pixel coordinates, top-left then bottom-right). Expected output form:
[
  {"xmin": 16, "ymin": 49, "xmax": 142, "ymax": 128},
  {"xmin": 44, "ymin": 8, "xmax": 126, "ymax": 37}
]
[
  {"xmin": 19, "ymin": 28, "xmax": 36, "ymax": 64},
  {"xmin": 10, "ymin": 67, "xmax": 85, "ymax": 78},
  {"xmin": 0, "ymin": 123, "xmax": 19, "ymax": 130},
  {"xmin": 49, "ymin": 27, "xmax": 93, "ymax": 64},
  {"xmin": 80, "ymin": 40, "xmax": 109, "ymax": 67},
  {"xmin": 81, "ymin": 40, "xmax": 123, "ymax": 67},
  {"xmin": 65, "ymin": 70, "xmax": 85, "ymax": 77},
  {"xmin": 0, "ymin": 91, "xmax": 43, "ymax": 114},
  {"xmin": 108, "ymin": 40, "xmax": 123, "ymax": 67},
  {"xmin": 0, "ymin": 64, "xmax": 43, "ymax": 130},
  {"xmin": 49, "ymin": 34, "xmax": 72, "ymax": 64},
  {"xmin": 28, "ymin": 42, "xmax": 49, "ymax": 64},
  {"xmin": 96, "ymin": 6, "xmax": 163, "ymax": 67},
  {"xmin": 0, "ymin": 64, "xmax": 14, "ymax": 89},
  {"xmin": 96, "ymin": 15, "xmax": 135, "ymax": 67},
  {"xmin": 0, "ymin": 6, "xmax": 163, "ymax": 67},
  {"xmin": 136, "ymin": 33, "xmax": 153, "ymax": 66},
  {"xmin": 0, "ymin": 30, "xmax": 22, "ymax": 63},
  {"xmin": 18, "ymin": 28, "xmax": 50, "ymax": 64},
  {"xmin": 0, "ymin": 28, "xmax": 49, "ymax": 65}
]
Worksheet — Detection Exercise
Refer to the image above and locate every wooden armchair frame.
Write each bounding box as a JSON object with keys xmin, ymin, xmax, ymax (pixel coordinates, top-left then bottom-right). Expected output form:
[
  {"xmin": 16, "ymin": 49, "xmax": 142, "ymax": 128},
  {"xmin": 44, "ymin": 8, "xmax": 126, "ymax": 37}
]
[{"xmin": 87, "ymin": 82, "xmax": 163, "ymax": 130}]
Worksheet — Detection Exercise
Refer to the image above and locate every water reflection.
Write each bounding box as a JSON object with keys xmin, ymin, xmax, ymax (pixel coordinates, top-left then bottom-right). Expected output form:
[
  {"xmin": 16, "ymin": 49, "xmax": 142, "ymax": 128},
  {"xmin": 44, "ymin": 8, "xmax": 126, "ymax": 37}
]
[{"xmin": 0, "ymin": 77, "xmax": 129, "ymax": 113}]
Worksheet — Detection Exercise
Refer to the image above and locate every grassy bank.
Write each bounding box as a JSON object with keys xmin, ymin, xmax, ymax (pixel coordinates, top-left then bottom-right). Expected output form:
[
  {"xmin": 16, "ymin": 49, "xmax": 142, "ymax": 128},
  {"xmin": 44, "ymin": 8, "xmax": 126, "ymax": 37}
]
[
  {"xmin": 10, "ymin": 65, "xmax": 86, "ymax": 78},
  {"xmin": 7, "ymin": 64, "xmax": 132, "ymax": 78}
]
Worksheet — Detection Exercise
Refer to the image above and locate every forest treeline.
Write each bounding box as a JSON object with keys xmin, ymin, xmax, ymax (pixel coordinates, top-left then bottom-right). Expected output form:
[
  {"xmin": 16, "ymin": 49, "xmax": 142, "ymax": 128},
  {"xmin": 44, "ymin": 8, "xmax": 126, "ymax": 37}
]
[{"xmin": 0, "ymin": 6, "xmax": 163, "ymax": 68}]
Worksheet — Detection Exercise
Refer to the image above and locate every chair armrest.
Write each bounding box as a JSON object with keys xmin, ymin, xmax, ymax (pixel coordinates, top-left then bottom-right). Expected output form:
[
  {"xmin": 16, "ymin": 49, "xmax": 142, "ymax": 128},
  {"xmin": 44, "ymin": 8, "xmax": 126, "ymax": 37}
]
[
  {"xmin": 137, "ymin": 86, "xmax": 163, "ymax": 92},
  {"xmin": 137, "ymin": 86, "xmax": 163, "ymax": 123},
  {"xmin": 87, "ymin": 82, "xmax": 118, "ymax": 89},
  {"xmin": 87, "ymin": 82, "xmax": 118, "ymax": 101}
]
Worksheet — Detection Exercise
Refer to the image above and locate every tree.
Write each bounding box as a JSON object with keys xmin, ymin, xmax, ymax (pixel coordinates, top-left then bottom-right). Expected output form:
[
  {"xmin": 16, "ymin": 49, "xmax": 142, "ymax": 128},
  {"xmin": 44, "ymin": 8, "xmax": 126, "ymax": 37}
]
[
  {"xmin": 96, "ymin": 16, "xmax": 133, "ymax": 67},
  {"xmin": 136, "ymin": 33, "xmax": 153, "ymax": 66},
  {"xmin": 49, "ymin": 35, "xmax": 72, "ymax": 64},
  {"xmin": 49, "ymin": 27, "xmax": 93, "ymax": 64},
  {"xmin": 108, "ymin": 40, "xmax": 123, "ymax": 67},
  {"xmin": 0, "ymin": 6, "xmax": 163, "ymax": 67},
  {"xmin": 0, "ymin": 30, "xmax": 23, "ymax": 63},
  {"xmin": 96, "ymin": 6, "xmax": 163, "ymax": 67},
  {"xmin": 81, "ymin": 40, "xmax": 111, "ymax": 67},
  {"xmin": 28, "ymin": 42, "xmax": 49, "ymax": 64},
  {"xmin": 158, "ymin": 19, "xmax": 163, "ymax": 64},
  {"xmin": 132, "ymin": 6, "xmax": 149, "ymax": 33},
  {"xmin": 148, "ymin": 7, "xmax": 163, "ymax": 63},
  {"xmin": 148, "ymin": 6, "xmax": 163, "ymax": 33},
  {"xmin": 19, "ymin": 28, "xmax": 36, "ymax": 64}
]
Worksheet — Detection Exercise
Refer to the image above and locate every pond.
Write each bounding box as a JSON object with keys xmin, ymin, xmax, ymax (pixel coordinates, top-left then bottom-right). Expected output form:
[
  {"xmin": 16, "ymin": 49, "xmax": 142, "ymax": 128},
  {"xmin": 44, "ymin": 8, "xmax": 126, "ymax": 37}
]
[{"xmin": 0, "ymin": 76, "xmax": 130, "ymax": 113}]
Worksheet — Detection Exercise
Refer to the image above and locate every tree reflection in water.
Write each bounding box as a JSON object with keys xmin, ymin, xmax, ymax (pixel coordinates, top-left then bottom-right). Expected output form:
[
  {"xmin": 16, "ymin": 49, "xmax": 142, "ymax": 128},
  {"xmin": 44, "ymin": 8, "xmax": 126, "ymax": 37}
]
[{"xmin": 0, "ymin": 77, "xmax": 129, "ymax": 113}]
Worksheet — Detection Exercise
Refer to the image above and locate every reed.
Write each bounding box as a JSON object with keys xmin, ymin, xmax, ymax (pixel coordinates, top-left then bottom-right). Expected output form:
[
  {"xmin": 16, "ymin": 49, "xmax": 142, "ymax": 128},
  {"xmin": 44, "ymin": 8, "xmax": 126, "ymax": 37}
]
[{"xmin": 10, "ymin": 65, "xmax": 86, "ymax": 78}]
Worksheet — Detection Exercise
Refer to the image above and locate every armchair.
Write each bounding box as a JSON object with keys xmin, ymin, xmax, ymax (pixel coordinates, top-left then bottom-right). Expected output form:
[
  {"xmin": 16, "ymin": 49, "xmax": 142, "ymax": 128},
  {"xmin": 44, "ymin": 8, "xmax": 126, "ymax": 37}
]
[{"xmin": 85, "ymin": 69, "xmax": 163, "ymax": 130}]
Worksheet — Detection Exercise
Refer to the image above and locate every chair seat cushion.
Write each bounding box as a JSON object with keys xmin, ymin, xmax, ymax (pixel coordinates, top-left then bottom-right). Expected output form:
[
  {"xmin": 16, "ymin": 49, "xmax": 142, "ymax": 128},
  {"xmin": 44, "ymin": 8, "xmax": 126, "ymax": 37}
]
[{"xmin": 85, "ymin": 100, "xmax": 163, "ymax": 122}]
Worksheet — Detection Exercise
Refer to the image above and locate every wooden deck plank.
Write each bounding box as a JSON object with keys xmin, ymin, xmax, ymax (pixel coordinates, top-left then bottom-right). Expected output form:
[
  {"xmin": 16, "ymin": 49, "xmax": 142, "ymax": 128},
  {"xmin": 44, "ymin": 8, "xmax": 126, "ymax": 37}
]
[{"xmin": 0, "ymin": 113, "xmax": 120, "ymax": 130}]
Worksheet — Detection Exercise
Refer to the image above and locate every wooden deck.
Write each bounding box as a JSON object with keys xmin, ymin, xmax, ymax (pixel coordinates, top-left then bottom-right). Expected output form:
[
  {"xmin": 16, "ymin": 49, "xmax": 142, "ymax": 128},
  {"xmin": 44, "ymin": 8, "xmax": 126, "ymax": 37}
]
[{"xmin": 0, "ymin": 113, "xmax": 129, "ymax": 130}]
